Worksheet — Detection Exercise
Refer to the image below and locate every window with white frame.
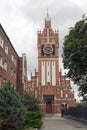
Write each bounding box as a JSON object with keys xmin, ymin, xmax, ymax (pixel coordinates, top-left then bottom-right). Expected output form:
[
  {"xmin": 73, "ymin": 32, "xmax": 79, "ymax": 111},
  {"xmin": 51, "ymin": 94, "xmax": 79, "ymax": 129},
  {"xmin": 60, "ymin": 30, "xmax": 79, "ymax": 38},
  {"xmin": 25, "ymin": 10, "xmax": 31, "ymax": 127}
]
[
  {"xmin": 11, "ymin": 67, "xmax": 13, "ymax": 76},
  {"xmin": 65, "ymin": 94, "xmax": 68, "ymax": 98},
  {"xmin": 14, "ymin": 59, "xmax": 17, "ymax": 66},
  {"xmin": 32, "ymin": 82, "xmax": 35, "ymax": 87},
  {"xmin": 14, "ymin": 71, "xmax": 16, "ymax": 78},
  {"xmin": 61, "ymin": 90, "xmax": 63, "ymax": 98},
  {"xmin": 0, "ymin": 76, "xmax": 2, "ymax": 88},
  {"xmin": 3, "ymin": 78, "xmax": 6, "ymax": 84},
  {"xmin": 11, "ymin": 55, "xmax": 14, "ymax": 62},
  {"xmin": 5, "ymin": 46, "xmax": 8, "ymax": 54},
  {"xmin": 0, "ymin": 37, "xmax": 4, "ymax": 48},
  {"xmin": 3, "ymin": 61, "xmax": 7, "ymax": 70},
  {"xmin": 0, "ymin": 56, "xmax": 2, "ymax": 66}
]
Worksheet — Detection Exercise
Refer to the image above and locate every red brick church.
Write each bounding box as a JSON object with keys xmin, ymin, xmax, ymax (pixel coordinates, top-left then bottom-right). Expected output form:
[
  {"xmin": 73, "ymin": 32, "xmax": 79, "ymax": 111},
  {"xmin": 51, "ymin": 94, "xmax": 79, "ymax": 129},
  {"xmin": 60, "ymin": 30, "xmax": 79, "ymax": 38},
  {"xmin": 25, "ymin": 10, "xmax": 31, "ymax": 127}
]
[{"xmin": 27, "ymin": 12, "xmax": 76, "ymax": 114}]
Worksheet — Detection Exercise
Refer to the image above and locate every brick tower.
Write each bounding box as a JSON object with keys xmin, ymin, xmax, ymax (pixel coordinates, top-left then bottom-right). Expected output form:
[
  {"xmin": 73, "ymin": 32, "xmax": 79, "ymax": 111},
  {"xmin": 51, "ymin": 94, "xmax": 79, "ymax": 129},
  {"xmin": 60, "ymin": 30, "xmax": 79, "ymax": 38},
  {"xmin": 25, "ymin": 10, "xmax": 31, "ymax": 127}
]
[
  {"xmin": 27, "ymin": 12, "xmax": 76, "ymax": 114},
  {"xmin": 38, "ymin": 12, "xmax": 59, "ymax": 88}
]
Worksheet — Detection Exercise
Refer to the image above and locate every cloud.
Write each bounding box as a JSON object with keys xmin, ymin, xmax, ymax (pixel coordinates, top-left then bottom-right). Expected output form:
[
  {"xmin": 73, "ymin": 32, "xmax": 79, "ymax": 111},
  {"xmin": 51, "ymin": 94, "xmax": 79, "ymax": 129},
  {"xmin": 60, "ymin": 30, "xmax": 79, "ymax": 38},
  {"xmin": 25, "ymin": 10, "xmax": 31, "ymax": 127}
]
[
  {"xmin": 0, "ymin": 0, "xmax": 87, "ymax": 100},
  {"xmin": 18, "ymin": 0, "xmax": 83, "ymax": 73},
  {"xmin": 0, "ymin": 0, "xmax": 85, "ymax": 76},
  {"xmin": 19, "ymin": 0, "xmax": 82, "ymax": 28}
]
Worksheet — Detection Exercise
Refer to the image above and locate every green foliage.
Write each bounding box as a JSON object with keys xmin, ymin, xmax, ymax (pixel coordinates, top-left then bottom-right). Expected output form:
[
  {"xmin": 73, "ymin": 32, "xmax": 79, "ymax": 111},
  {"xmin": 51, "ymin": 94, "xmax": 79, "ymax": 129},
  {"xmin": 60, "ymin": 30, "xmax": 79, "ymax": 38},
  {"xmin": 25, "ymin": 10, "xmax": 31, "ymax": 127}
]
[
  {"xmin": 62, "ymin": 15, "xmax": 87, "ymax": 101},
  {"xmin": 22, "ymin": 93, "xmax": 40, "ymax": 112},
  {"xmin": 23, "ymin": 128, "xmax": 33, "ymax": 130},
  {"xmin": 21, "ymin": 93, "xmax": 43, "ymax": 129},
  {"xmin": 0, "ymin": 81, "xmax": 25, "ymax": 130},
  {"xmin": 22, "ymin": 111, "xmax": 43, "ymax": 129},
  {"xmin": 76, "ymin": 102, "xmax": 87, "ymax": 107},
  {"xmin": 78, "ymin": 82, "xmax": 87, "ymax": 102}
]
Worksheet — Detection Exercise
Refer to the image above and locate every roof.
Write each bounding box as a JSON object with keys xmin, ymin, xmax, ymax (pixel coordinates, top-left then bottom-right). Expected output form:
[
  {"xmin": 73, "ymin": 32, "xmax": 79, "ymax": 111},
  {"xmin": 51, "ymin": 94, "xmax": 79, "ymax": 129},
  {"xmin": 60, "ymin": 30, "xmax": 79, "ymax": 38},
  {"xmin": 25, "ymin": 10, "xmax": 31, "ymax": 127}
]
[{"xmin": 45, "ymin": 9, "xmax": 51, "ymax": 22}]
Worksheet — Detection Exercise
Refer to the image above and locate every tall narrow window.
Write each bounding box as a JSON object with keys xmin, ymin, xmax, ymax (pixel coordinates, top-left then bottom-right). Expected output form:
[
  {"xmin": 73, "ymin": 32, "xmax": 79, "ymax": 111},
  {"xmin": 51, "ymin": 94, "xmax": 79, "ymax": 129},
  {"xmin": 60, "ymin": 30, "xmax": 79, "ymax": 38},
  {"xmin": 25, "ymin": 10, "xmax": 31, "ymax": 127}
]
[
  {"xmin": 65, "ymin": 94, "xmax": 68, "ymax": 98},
  {"xmin": 61, "ymin": 90, "xmax": 63, "ymax": 98},
  {"xmin": 0, "ymin": 76, "xmax": 2, "ymax": 88},
  {"xmin": 14, "ymin": 71, "xmax": 16, "ymax": 78},
  {"xmin": 3, "ymin": 61, "xmax": 7, "ymax": 70},
  {"xmin": 3, "ymin": 78, "xmax": 6, "ymax": 84},
  {"xmin": 11, "ymin": 67, "xmax": 13, "ymax": 76},
  {"xmin": 48, "ymin": 71, "xmax": 49, "ymax": 76},
  {"xmin": 11, "ymin": 55, "xmax": 14, "ymax": 62},
  {"xmin": 5, "ymin": 46, "xmax": 8, "ymax": 54},
  {"xmin": 0, "ymin": 56, "xmax": 2, "ymax": 66},
  {"xmin": 14, "ymin": 59, "xmax": 17, "ymax": 66},
  {"xmin": 0, "ymin": 37, "xmax": 4, "ymax": 48}
]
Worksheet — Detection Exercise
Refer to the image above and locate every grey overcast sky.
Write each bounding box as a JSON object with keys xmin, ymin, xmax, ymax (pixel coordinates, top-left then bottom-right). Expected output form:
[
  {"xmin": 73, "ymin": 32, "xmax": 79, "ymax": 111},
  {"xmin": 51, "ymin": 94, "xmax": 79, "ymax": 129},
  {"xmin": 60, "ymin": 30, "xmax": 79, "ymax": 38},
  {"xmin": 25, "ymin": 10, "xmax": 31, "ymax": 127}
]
[{"xmin": 0, "ymin": 0, "xmax": 87, "ymax": 100}]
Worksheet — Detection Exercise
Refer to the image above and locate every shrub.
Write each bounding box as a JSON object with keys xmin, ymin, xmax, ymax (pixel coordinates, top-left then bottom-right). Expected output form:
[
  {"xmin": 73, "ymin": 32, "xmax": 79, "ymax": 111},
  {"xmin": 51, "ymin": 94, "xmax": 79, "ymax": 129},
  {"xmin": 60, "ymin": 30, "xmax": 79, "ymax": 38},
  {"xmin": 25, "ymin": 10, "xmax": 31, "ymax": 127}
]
[
  {"xmin": 22, "ymin": 111, "xmax": 43, "ymax": 129},
  {"xmin": 0, "ymin": 81, "xmax": 25, "ymax": 130}
]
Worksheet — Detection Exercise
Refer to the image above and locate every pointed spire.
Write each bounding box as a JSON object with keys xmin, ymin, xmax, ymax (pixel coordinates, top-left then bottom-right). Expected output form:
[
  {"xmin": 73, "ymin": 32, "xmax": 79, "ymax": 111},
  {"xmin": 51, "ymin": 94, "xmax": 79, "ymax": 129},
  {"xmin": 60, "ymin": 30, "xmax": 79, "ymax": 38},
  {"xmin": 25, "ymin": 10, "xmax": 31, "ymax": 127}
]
[
  {"xmin": 35, "ymin": 68, "xmax": 36, "ymax": 72},
  {"xmin": 45, "ymin": 8, "xmax": 51, "ymax": 22}
]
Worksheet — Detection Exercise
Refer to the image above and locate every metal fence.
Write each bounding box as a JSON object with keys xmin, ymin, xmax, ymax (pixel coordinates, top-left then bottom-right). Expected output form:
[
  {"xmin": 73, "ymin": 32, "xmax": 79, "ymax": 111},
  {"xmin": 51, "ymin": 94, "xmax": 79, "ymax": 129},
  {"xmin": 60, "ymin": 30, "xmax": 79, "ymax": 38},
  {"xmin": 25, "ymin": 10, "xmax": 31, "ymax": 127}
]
[{"xmin": 62, "ymin": 107, "xmax": 87, "ymax": 120}]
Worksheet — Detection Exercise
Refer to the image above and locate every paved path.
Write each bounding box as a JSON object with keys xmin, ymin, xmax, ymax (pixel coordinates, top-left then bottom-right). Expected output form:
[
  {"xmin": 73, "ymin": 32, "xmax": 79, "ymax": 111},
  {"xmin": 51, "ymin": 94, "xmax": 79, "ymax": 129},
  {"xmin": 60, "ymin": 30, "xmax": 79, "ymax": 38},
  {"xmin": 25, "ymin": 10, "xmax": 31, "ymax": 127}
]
[{"xmin": 40, "ymin": 116, "xmax": 87, "ymax": 130}]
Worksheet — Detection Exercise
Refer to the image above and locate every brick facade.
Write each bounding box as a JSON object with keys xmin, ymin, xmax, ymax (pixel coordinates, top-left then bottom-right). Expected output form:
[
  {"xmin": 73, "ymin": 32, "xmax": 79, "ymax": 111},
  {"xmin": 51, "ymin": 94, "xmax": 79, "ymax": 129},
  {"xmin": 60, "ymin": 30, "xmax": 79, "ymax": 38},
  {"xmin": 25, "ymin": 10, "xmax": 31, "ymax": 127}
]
[
  {"xmin": 27, "ymin": 14, "xmax": 76, "ymax": 114},
  {"xmin": 0, "ymin": 24, "xmax": 27, "ymax": 95}
]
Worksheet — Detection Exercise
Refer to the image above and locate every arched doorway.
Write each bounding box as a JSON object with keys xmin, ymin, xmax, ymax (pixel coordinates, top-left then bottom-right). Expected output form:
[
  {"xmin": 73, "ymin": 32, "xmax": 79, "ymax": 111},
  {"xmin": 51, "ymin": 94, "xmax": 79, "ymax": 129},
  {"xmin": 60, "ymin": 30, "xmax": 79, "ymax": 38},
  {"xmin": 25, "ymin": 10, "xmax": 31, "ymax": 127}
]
[
  {"xmin": 62, "ymin": 103, "xmax": 68, "ymax": 108},
  {"xmin": 46, "ymin": 101, "xmax": 52, "ymax": 113}
]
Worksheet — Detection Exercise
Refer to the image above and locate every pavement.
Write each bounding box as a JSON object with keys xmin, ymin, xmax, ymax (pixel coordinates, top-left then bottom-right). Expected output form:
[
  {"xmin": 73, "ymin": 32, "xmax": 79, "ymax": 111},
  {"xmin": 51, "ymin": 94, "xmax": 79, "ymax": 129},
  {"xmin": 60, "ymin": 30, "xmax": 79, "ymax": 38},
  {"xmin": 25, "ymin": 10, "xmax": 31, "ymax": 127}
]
[
  {"xmin": 40, "ymin": 116, "xmax": 87, "ymax": 130},
  {"xmin": 64, "ymin": 115, "xmax": 87, "ymax": 125}
]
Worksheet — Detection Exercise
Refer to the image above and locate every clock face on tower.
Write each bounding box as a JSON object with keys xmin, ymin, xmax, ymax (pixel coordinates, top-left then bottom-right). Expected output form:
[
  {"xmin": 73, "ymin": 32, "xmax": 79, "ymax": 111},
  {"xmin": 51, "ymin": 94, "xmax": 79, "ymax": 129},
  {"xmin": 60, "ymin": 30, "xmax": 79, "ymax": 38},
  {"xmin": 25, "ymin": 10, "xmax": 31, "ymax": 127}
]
[{"xmin": 43, "ymin": 45, "xmax": 53, "ymax": 55}]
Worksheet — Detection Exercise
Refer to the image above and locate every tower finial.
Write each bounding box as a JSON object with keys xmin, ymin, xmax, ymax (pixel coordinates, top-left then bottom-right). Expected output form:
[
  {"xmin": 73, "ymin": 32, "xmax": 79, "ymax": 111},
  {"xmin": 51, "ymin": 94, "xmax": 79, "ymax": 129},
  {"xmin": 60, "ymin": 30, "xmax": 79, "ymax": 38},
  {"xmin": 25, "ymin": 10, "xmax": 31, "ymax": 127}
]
[
  {"xmin": 47, "ymin": 8, "xmax": 49, "ymax": 17},
  {"xmin": 45, "ymin": 8, "xmax": 51, "ymax": 22}
]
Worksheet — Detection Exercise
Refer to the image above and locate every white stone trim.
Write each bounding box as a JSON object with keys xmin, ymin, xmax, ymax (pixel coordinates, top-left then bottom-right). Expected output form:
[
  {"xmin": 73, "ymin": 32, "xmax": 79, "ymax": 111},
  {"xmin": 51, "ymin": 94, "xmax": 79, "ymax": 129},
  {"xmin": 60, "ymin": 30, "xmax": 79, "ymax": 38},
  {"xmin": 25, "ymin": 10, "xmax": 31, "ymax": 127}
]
[
  {"xmin": 46, "ymin": 61, "xmax": 50, "ymax": 82},
  {"xmin": 52, "ymin": 61, "xmax": 56, "ymax": 86},
  {"xmin": 38, "ymin": 58, "xmax": 59, "ymax": 60},
  {"xmin": 41, "ymin": 61, "xmax": 45, "ymax": 86}
]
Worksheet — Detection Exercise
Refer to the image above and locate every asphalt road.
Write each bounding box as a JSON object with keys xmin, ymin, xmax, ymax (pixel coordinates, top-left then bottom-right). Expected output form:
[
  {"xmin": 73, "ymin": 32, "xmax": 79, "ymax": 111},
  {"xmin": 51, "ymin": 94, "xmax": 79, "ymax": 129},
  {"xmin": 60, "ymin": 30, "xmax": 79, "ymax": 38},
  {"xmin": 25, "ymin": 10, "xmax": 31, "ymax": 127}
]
[{"xmin": 40, "ymin": 117, "xmax": 87, "ymax": 130}]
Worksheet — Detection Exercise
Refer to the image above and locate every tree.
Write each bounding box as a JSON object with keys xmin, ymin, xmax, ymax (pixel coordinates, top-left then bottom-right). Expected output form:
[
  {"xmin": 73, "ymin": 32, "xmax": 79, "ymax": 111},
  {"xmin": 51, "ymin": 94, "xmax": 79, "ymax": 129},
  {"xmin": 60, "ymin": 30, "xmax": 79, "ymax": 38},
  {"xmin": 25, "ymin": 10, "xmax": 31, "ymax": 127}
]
[
  {"xmin": 62, "ymin": 15, "xmax": 87, "ymax": 101},
  {"xmin": 0, "ymin": 81, "xmax": 25, "ymax": 130},
  {"xmin": 76, "ymin": 101, "xmax": 87, "ymax": 107},
  {"xmin": 22, "ymin": 93, "xmax": 40, "ymax": 112}
]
